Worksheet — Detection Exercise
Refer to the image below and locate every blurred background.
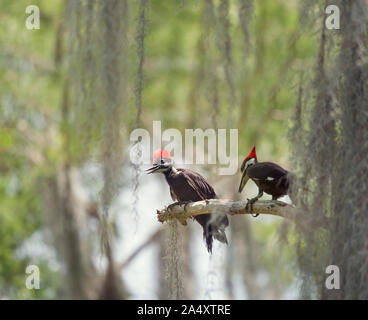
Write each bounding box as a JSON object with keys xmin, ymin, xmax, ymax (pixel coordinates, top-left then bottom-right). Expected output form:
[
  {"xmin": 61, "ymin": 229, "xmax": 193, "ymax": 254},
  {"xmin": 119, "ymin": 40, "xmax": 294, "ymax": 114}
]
[{"xmin": 1, "ymin": 0, "xmax": 367, "ymax": 300}]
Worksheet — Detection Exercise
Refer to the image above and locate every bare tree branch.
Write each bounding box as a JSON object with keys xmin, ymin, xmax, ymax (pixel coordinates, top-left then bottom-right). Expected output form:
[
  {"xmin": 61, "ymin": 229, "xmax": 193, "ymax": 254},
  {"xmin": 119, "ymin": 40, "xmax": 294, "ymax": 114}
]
[
  {"xmin": 117, "ymin": 200, "xmax": 321, "ymax": 273},
  {"xmin": 118, "ymin": 227, "xmax": 163, "ymax": 271},
  {"xmin": 156, "ymin": 199, "xmax": 300, "ymax": 225}
]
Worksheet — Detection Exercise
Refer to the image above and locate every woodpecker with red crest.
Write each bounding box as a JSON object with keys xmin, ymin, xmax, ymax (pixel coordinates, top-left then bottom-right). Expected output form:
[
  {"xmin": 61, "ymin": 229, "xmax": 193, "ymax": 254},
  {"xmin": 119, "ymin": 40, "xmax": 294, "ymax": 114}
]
[
  {"xmin": 146, "ymin": 149, "xmax": 229, "ymax": 253},
  {"xmin": 239, "ymin": 146, "xmax": 290, "ymax": 216}
]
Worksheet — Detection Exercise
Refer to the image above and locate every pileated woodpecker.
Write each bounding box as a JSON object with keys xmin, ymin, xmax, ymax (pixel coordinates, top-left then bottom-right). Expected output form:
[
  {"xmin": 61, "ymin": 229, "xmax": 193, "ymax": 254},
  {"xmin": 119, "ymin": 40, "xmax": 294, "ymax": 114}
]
[
  {"xmin": 239, "ymin": 146, "xmax": 290, "ymax": 215},
  {"xmin": 146, "ymin": 149, "xmax": 228, "ymax": 253}
]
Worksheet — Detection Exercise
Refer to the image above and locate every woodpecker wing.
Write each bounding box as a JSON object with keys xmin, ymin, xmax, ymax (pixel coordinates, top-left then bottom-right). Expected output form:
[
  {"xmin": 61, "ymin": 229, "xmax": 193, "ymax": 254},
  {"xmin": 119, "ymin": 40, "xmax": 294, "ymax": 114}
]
[
  {"xmin": 247, "ymin": 162, "xmax": 288, "ymax": 181},
  {"xmin": 174, "ymin": 168, "xmax": 228, "ymax": 253},
  {"xmin": 176, "ymin": 168, "xmax": 217, "ymax": 200},
  {"xmin": 170, "ymin": 187, "xmax": 178, "ymax": 201}
]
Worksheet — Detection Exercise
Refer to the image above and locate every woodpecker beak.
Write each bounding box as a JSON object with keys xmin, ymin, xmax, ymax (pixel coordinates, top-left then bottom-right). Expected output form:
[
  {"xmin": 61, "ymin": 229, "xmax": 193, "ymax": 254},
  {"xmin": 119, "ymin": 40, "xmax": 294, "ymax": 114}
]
[
  {"xmin": 238, "ymin": 171, "xmax": 249, "ymax": 193},
  {"xmin": 146, "ymin": 165, "xmax": 161, "ymax": 174}
]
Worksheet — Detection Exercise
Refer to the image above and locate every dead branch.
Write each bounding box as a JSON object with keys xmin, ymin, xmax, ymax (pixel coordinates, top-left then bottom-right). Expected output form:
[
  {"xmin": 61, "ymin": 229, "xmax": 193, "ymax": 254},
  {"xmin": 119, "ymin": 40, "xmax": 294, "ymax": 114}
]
[
  {"xmin": 118, "ymin": 227, "xmax": 164, "ymax": 271},
  {"xmin": 157, "ymin": 199, "xmax": 300, "ymax": 225}
]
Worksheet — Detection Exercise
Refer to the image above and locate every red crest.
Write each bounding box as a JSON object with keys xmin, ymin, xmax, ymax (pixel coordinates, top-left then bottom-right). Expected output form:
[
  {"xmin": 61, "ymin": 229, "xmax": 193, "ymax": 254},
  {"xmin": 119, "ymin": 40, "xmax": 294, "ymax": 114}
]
[
  {"xmin": 153, "ymin": 149, "xmax": 172, "ymax": 163},
  {"xmin": 244, "ymin": 145, "xmax": 257, "ymax": 161}
]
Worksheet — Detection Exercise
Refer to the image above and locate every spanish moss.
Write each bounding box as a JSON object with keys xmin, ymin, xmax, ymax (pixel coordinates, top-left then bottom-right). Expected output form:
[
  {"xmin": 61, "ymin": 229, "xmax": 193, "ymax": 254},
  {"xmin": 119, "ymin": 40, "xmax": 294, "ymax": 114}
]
[
  {"xmin": 131, "ymin": 0, "xmax": 149, "ymax": 228},
  {"xmin": 238, "ymin": 0, "xmax": 254, "ymax": 55},
  {"xmin": 165, "ymin": 220, "xmax": 184, "ymax": 299},
  {"xmin": 203, "ymin": 0, "xmax": 220, "ymax": 128},
  {"xmin": 216, "ymin": 0, "xmax": 237, "ymax": 126},
  {"xmin": 98, "ymin": 0, "xmax": 129, "ymax": 251},
  {"xmin": 290, "ymin": 0, "xmax": 368, "ymax": 299},
  {"xmin": 135, "ymin": 0, "xmax": 149, "ymax": 129}
]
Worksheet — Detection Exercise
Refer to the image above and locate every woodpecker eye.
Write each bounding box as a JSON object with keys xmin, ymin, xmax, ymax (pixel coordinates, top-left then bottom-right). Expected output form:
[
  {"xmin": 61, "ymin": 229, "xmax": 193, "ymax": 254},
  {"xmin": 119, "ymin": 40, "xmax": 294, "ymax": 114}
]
[
  {"xmin": 161, "ymin": 159, "xmax": 164, "ymax": 164},
  {"xmin": 246, "ymin": 158, "xmax": 255, "ymax": 167}
]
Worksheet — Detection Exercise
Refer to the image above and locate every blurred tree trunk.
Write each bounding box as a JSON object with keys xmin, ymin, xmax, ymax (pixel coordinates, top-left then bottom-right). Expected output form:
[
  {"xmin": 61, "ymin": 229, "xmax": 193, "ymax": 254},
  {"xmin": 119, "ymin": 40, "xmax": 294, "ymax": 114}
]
[
  {"xmin": 291, "ymin": 0, "xmax": 368, "ymax": 299},
  {"xmin": 325, "ymin": 0, "xmax": 368, "ymax": 299},
  {"xmin": 42, "ymin": 168, "xmax": 100, "ymax": 299},
  {"xmin": 42, "ymin": 167, "xmax": 127, "ymax": 299}
]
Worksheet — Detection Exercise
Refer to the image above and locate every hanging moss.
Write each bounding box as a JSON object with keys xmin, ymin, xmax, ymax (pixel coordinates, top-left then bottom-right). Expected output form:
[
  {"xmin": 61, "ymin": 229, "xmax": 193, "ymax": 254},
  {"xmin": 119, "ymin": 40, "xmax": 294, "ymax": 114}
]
[
  {"xmin": 80, "ymin": 0, "xmax": 102, "ymax": 154},
  {"xmin": 131, "ymin": 0, "xmax": 149, "ymax": 227},
  {"xmin": 289, "ymin": 0, "xmax": 368, "ymax": 299},
  {"xmin": 238, "ymin": 0, "xmax": 254, "ymax": 55},
  {"xmin": 165, "ymin": 220, "xmax": 184, "ymax": 299},
  {"xmin": 216, "ymin": 0, "xmax": 237, "ymax": 126},
  {"xmin": 135, "ymin": 0, "xmax": 149, "ymax": 129},
  {"xmin": 202, "ymin": 0, "xmax": 220, "ymax": 128},
  {"xmin": 99, "ymin": 0, "xmax": 127, "ymax": 208},
  {"xmin": 65, "ymin": 0, "xmax": 130, "ymax": 251},
  {"xmin": 289, "ymin": 6, "xmax": 337, "ymax": 298},
  {"xmin": 328, "ymin": 0, "xmax": 368, "ymax": 299},
  {"xmin": 96, "ymin": 0, "xmax": 129, "ymax": 253}
]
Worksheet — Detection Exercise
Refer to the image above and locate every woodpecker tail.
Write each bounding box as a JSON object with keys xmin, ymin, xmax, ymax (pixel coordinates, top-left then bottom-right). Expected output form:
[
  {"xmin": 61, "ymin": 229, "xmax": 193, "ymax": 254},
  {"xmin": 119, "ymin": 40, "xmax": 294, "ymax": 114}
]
[
  {"xmin": 212, "ymin": 225, "xmax": 228, "ymax": 245},
  {"xmin": 204, "ymin": 225, "xmax": 214, "ymax": 254},
  {"xmin": 195, "ymin": 214, "xmax": 229, "ymax": 254}
]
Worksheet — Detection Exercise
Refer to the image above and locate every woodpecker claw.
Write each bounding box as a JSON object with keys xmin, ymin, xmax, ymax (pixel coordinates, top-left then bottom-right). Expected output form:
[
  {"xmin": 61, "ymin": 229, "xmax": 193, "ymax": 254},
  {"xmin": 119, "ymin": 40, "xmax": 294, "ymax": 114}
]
[
  {"xmin": 168, "ymin": 201, "xmax": 192, "ymax": 212},
  {"xmin": 246, "ymin": 198, "xmax": 259, "ymax": 218},
  {"xmin": 182, "ymin": 201, "xmax": 192, "ymax": 212},
  {"xmin": 167, "ymin": 202, "xmax": 180, "ymax": 211}
]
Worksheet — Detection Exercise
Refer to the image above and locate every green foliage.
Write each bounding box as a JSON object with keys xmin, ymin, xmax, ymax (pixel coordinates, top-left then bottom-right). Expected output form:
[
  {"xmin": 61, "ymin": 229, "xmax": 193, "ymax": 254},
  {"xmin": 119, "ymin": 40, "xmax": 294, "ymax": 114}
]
[{"xmin": 0, "ymin": 0, "xmax": 64, "ymax": 298}]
